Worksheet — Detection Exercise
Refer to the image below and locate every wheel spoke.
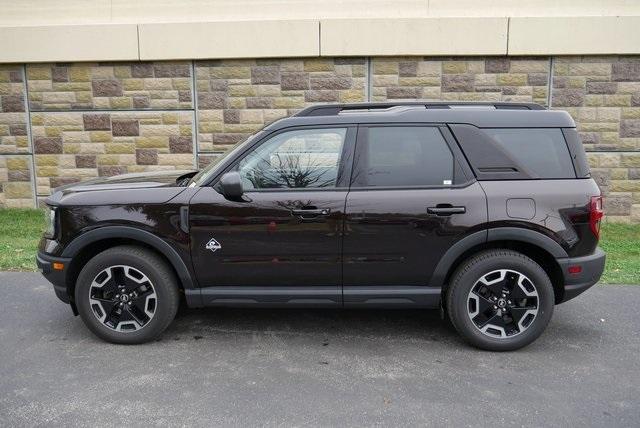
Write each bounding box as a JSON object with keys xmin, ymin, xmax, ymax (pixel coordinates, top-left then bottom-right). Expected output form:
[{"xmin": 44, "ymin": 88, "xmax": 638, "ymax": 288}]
[
  {"xmin": 473, "ymin": 291, "xmax": 495, "ymax": 314},
  {"xmin": 478, "ymin": 313, "xmax": 506, "ymax": 329},
  {"xmin": 509, "ymin": 307, "xmax": 536, "ymax": 325},
  {"xmin": 509, "ymin": 283, "xmax": 529, "ymax": 299},
  {"xmin": 483, "ymin": 280, "xmax": 506, "ymax": 298},
  {"xmin": 126, "ymin": 305, "xmax": 148, "ymax": 327},
  {"xmin": 112, "ymin": 266, "xmax": 127, "ymax": 288},
  {"xmin": 90, "ymin": 295, "xmax": 112, "ymax": 303},
  {"xmin": 131, "ymin": 283, "xmax": 153, "ymax": 299},
  {"xmin": 104, "ymin": 302, "xmax": 123, "ymax": 327}
]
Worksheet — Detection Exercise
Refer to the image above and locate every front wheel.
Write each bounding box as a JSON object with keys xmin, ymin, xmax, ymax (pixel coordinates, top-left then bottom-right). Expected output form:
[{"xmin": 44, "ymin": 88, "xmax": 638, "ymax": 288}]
[
  {"xmin": 75, "ymin": 246, "xmax": 180, "ymax": 344},
  {"xmin": 446, "ymin": 250, "xmax": 555, "ymax": 351}
]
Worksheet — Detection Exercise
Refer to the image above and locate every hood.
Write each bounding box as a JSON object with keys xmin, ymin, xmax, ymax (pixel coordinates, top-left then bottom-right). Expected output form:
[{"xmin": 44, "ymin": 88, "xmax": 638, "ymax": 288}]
[{"xmin": 47, "ymin": 170, "xmax": 198, "ymax": 206}]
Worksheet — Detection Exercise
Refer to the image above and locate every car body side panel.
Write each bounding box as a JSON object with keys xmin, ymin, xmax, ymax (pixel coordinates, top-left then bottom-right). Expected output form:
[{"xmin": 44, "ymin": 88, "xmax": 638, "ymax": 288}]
[{"xmin": 479, "ymin": 179, "xmax": 601, "ymax": 257}]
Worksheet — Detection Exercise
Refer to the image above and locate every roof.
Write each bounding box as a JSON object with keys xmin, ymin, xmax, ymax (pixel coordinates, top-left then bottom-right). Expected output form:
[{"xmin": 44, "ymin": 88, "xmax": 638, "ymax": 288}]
[{"xmin": 264, "ymin": 102, "xmax": 576, "ymax": 130}]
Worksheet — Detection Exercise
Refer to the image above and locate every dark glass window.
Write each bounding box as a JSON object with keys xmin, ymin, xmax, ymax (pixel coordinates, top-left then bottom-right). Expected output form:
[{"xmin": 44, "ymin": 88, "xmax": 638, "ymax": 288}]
[
  {"xmin": 352, "ymin": 127, "xmax": 454, "ymax": 187},
  {"xmin": 237, "ymin": 128, "xmax": 346, "ymax": 189},
  {"xmin": 484, "ymin": 128, "xmax": 575, "ymax": 179}
]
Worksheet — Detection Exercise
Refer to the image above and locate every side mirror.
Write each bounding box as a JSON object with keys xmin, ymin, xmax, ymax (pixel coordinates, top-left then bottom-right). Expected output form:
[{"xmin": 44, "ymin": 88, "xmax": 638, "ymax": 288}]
[{"xmin": 219, "ymin": 171, "xmax": 244, "ymax": 201}]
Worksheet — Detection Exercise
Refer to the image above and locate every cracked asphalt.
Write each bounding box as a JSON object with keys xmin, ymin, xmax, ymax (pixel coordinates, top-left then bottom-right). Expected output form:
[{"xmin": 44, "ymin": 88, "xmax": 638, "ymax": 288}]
[{"xmin": 0, "ymin": 272, "xmax": 639, "ymax": 427}]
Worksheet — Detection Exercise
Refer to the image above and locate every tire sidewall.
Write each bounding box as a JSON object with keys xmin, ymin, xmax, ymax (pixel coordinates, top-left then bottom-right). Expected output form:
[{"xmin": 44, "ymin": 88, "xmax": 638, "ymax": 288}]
[
  {"xmin": 448, "ymin": 251, "xmax": 555, "ymax": 351},
  {"xmin": 75, "ymin": 248, "xmax": 177, "ymax": 344}
]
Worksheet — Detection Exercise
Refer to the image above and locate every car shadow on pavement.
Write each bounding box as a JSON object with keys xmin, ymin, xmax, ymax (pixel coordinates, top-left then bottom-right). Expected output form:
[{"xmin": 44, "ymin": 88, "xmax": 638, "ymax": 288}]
[{"xmin": 168, "ymin": 306, "xmax": 457, "ymax": 342}]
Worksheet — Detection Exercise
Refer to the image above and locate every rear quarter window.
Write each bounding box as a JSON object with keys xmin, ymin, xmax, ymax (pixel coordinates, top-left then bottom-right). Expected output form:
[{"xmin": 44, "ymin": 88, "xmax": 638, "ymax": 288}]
[{"xmin": 483, "ymin": 128, "xmax": 576, "ymax": 179}]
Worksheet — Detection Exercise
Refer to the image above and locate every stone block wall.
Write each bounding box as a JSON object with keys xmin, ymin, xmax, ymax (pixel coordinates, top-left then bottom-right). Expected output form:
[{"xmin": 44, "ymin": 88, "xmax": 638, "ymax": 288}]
[
  {"xmin": 549, "ymin": 56, "xmax": 640, "ymax": 221},
  {"xmin": 195, "ymin": 58, "xmax": 366, "ymax": 152},
  {"xmin": 0, "ymin": 65, "xmax": 28, "ymax": 154},
  {"xmin": 27, "ymin": 62, "xmax": 193, "ymax": 111},
  {"xmin": 31, "ymin": 111, "xmax": 194, "ymax": 195},
  {"xmin": 0, "ymin": 56, "xmax": 638, "ymax": 222},
  {"xmin": 371, "ymin": 57, "xmax": 549, "ymax": 105}
]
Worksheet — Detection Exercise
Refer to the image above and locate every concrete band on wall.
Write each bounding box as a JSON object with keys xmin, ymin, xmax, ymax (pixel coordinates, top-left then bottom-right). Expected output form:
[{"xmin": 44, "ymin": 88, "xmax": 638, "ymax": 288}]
[
  {"xmin": 0, "ymin": 56, "xmax": 639, "ymax": 222},
  {"xmin": 1, "ymin": 16, "xmax": 640, "ymax": 62}
]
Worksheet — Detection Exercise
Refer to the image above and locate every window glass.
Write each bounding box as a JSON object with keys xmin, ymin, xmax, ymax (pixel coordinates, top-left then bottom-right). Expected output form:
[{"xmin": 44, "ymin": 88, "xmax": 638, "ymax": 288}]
[
  {"xmin": 352, "ymin": 127, "xmax": 454, "ymax": 187},
  {"xmin": 237, "ymin": 128, "xmax": 346, "ymax": 189},
  {"xmin": 483, "ymin": 128, "xmax": 575, "ymax": 179}
]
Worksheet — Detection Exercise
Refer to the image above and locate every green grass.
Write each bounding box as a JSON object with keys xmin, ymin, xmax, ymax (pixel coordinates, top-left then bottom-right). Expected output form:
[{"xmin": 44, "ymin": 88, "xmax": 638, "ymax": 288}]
[
  {"xmin": 0, "ymin": 208, "xmax": 638, "ymax": 283},
  {"xmin": 599, "ymin": 223, "xmax": 640, "ymax": 284},
  {"xmin": 0, "ymin": 208, "xmax": 45, "ymax": 271}
]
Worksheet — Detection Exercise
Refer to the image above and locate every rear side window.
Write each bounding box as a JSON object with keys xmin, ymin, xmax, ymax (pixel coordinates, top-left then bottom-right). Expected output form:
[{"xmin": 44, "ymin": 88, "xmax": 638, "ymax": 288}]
[
  {"xmin": 352, "ymin": 127, "xmax": 454, "ymax": 187},
  {"xmin": 483, "ymin": 128, "xmax": 575, "ymax": 179}
]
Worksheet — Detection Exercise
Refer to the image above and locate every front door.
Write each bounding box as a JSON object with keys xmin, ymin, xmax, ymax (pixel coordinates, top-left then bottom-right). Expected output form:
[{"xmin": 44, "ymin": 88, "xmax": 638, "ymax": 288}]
[
  {"xmin": 189, "ymin": 126, "xmax": 356, "ymax": 298},
  {"xmin": 342, "ymin": 125, "xmax": 487, "ymax": 301}
]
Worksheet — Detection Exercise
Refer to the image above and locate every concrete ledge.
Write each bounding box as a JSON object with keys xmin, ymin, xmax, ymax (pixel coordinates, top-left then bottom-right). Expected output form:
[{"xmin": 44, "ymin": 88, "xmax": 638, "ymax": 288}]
[
  {"xmin": 0, "ymin": 24, "xmax": 139, "ymax": 63},
  {"xmin": 509, "ymin": 16, "xmax": 640, "ymax": 55},
  {"xmin": 2, "ymin": 15, "xmax": 640, "ymax": 63},
  {"xmin": 320, "ymin": 18, "xmax": 508, "ymax": 56},
  {"xmin": 138, "ymin": 20, "xmax": 319, "ymax": 60}
]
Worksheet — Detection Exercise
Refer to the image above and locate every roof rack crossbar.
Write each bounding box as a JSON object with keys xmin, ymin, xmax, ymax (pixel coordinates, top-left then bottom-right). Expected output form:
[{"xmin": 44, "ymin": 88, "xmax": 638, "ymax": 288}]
[{"xmin": 295, "ymin": 101, "xmax": 545, "ymax": 117}]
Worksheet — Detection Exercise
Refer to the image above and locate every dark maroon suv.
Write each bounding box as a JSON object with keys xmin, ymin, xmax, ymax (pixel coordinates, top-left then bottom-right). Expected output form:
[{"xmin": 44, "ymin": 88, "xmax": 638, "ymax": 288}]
[{"xmin": 37, "ymin": 102, "xmax": 605, "ymax": 351}]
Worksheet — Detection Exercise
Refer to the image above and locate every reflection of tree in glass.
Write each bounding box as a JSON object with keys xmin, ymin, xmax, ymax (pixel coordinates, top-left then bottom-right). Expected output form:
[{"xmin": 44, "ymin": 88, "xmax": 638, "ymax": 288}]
[{"xmin": 247, "ymin": 152, "xmax": 335, "ymax": 189}]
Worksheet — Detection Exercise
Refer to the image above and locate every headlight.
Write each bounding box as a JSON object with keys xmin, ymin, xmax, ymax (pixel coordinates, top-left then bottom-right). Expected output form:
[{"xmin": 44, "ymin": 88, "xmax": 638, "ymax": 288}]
[{"xmin": 44, "ymin": 205, "xmax": 57, "ymax": 239}]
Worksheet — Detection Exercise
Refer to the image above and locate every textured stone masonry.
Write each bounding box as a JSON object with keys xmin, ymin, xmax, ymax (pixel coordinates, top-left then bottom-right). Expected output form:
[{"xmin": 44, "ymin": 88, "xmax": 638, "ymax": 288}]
[
  {"xmin": 0, "ymin": 155, "xmax": 33, "ymax": 208},
  {"xmin": 27, "ymin": 62, "xmax": 193, "ymax": 111},
  {"xmin": 0, "ymin": 57, "xmax": 637, "ymax": 221},
  {"xmin": 371, "ymin": 57, "xmax": 550, "ymax": 105},
  {"xmin": 195, "ymin": 58, "xmax": 366, "ymax": 153},
  {"xmin": 0, "ymin": 65, "xmax": 29, "ymax": 154},
  {"xmin": 31, "ymin": 111, "xmax": 194, "ymax": 195},
  {"xmin": 553, "ymin": 56, "xmax": 640, "ymax": 221}
]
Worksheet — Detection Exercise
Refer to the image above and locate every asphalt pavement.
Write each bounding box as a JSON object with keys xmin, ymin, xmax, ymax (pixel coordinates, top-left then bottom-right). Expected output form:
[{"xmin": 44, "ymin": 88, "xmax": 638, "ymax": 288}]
[{"xmin": 0, "ymin": 272, "xmax": 639, "ymax": 427}]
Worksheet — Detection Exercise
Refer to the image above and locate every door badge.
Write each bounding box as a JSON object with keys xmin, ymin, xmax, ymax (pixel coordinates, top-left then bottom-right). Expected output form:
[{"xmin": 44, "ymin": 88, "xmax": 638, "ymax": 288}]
[{"xmin": 205, "ymin": 238, "xmax": 222, "ymax": 253}]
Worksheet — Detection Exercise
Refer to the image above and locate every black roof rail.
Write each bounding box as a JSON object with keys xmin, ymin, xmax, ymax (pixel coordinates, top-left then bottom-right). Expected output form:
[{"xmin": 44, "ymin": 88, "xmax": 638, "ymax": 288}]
[{"xmin": 294, "ymin": 101, "xmax": 546, "ymax": 117}]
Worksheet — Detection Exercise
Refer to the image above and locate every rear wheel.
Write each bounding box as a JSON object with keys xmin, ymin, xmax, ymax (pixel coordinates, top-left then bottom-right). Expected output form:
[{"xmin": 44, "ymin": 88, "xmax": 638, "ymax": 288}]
[
  {"xmin": 75, "ymin": 246, "xmax": 180, "ymax": 344},
  {"xmin": 446, "ymin": 249, "xmax": 554, "ymax": 351}
]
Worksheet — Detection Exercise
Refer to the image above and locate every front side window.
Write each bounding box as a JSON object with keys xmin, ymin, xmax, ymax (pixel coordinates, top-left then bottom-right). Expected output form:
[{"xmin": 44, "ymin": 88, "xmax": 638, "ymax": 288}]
[
  {"xmin": 352, "ymin": 126, "xmax": 454, "ymax": 187},
  {"xmin": 237, "ymin": 128, "xmax": 347, "ymax": 190}
]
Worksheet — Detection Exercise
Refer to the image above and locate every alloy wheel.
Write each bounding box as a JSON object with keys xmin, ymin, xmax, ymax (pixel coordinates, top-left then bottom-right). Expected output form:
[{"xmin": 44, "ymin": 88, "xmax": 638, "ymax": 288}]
[
  {"xmin": 88, "ymin": 265, "xmax": 157, "ymax": 332},
  {"xmin": 467, "ymin": 269, "xmax": 539, "ymax": 338}
]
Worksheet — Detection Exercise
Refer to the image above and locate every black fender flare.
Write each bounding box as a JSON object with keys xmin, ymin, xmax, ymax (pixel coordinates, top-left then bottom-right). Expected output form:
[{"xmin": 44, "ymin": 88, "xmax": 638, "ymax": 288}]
[
  {"xmin": 430, "ymin": 227, "xmax": 568, "ymax": 288},
  {"xmin": 62, "ymin": 226, "xmax": 195, "ymax": 289}
]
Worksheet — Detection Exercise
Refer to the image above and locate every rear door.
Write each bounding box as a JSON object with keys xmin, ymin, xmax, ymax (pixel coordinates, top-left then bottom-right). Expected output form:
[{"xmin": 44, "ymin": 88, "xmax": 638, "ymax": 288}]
[{"xmin": 342, "ymin": 125, "xmax": 487, "ymax": 304}]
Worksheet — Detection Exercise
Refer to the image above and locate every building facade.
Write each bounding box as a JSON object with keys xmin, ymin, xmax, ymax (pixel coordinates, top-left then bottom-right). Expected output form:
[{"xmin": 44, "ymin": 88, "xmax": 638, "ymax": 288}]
[{"xmin": 0, "ymin": 1, "xmax": 639, "ymax": 221}]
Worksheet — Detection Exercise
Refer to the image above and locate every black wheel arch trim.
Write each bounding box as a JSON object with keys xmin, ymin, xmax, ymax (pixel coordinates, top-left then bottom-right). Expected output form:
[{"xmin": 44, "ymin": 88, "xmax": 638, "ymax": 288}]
[
  {"xmin": 430, "ymin": 229, "xmax": 488, "ymax": 288},
  {"xmin": 430, "ymin": 227, "xmax": 568, "ymax": 288},
  {"xmin": 486, "ymin": 227, "xmax": 568, "ymax": 259},
  {"xmin": 61, "ymin": 226, "xmax": 196, "ymax": 289}
]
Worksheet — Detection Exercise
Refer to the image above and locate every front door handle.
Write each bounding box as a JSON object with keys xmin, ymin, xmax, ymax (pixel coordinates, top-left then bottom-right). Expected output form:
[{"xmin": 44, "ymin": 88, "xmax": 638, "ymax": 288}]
[
  {"xmin": 427, "ymin": 205, "xmax": 466, "ymax": 216},
  {"xmin": 291, "ymin": 208, "xmax": 331, "ymax": 218}
]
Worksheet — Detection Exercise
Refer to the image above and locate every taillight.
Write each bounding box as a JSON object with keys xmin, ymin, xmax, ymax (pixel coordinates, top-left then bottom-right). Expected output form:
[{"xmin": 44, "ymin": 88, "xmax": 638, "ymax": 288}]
[{"xmin": 589, "ymin": 196, "xmax": 604, "ymax": 239}]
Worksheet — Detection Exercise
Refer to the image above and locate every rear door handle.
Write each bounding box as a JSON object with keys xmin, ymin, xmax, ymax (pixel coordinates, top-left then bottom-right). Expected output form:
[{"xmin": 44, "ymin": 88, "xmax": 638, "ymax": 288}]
[
  {"xmin": 291, "ymin": 208, "xmax": 331, "ymax": 218},
  {"xmin": 427, "ymin": 206, "xmax": 466, "ymax": 216}
]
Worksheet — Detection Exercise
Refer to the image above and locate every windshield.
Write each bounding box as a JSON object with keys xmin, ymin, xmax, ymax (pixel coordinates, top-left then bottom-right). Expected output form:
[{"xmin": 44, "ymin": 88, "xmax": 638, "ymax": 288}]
[{"xmin": 189, "ymin": 131, "xmax": 264, "ymax": 186}]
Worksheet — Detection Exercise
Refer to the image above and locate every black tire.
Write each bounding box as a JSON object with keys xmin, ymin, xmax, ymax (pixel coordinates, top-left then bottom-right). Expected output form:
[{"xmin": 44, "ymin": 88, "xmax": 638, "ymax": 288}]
[
  {"xmin": 75, "ymin": 245, "xmax": 180, "ymax": 344},
  {"xmin": 446, "ymin": 249, "xmax": 554, "ymax": 351}
]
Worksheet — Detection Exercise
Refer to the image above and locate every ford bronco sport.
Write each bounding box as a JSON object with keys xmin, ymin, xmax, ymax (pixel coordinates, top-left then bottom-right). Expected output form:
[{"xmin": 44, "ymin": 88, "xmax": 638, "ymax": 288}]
[{"xmin": 37, "ymin": 102, "xmax": 606, "ymax": 351}]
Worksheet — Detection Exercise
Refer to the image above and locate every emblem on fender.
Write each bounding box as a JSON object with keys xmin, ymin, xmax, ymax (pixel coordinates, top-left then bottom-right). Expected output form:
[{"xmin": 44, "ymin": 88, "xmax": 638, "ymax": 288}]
[{"xmin": 205, "ymin": 238, "xmax": 222, "ymax": 253}]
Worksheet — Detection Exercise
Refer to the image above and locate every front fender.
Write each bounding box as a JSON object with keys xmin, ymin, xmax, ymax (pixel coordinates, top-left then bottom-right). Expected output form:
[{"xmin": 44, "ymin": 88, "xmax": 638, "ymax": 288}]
[{"xmin": 61, "ymin": 226, "xmax": 196, "ymax": 289}]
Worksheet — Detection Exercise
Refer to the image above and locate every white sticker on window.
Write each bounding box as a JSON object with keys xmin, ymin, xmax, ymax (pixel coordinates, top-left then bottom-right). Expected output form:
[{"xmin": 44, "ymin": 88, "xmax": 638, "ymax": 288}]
[{"xmin": 443, "ymin": 180, "xmax": 452, "ymax": 185}]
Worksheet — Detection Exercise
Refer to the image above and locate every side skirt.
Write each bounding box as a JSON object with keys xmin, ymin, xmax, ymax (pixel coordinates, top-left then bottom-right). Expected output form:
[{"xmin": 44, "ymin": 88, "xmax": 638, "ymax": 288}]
[
  {"xmin": 343, "ymin": 286, "xmax": 441, "ymax": 308},
  {"xmin": 185, "ymin": 286, "xmax": 442, "ymax": 309}
]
